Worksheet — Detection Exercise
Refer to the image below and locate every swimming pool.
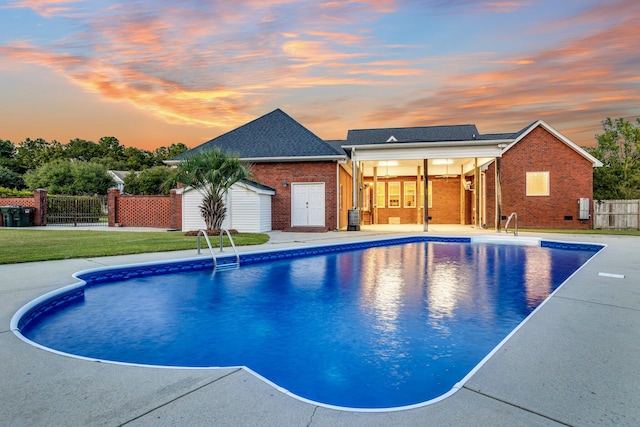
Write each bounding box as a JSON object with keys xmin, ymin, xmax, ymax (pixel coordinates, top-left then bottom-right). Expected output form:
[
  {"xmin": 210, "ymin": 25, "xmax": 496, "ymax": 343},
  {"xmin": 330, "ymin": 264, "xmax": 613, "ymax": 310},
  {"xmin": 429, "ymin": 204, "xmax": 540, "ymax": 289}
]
[{"xmin": 13, "ymin": 236, "xmax": 603, "ymax": 410}]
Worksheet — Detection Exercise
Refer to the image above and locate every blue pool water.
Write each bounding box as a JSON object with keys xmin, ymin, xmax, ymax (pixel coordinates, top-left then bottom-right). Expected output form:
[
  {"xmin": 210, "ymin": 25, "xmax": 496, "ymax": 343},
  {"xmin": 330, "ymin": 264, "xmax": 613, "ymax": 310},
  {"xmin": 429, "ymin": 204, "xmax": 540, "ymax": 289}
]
[{"xmin": 17, "ymin": 238, "xmax": 601, "ymax": 409}]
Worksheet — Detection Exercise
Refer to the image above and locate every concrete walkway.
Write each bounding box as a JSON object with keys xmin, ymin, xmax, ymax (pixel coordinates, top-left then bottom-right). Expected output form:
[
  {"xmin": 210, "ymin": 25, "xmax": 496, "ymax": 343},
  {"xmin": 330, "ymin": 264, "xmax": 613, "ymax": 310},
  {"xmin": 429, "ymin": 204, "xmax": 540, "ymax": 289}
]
[{"xmin": 1, "ymin": 227, "xmax": 639, "ymax": 426}]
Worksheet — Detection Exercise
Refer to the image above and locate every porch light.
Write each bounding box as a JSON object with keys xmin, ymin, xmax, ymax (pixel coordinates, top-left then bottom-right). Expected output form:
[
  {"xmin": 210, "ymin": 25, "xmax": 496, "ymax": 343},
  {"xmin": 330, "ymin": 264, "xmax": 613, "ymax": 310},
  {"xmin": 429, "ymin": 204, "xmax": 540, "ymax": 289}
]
[
  {"xmin": 378, "ymin": 161, "xmax": 398, "ymax": 167},
  {"xmin": 432, "ymin": 159, "xmax": 454, "ymax": 165},
  {"xmin": 283, "ymin": 180, "xmax": 288, "ymax": 187}
]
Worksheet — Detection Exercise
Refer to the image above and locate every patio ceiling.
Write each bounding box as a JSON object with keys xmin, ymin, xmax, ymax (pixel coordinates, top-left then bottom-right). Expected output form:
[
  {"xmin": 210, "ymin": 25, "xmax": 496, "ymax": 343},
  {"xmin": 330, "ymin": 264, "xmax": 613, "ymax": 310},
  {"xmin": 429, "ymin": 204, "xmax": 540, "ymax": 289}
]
[{"xmin": 361, "ymin": 158, "xmax": 494, "ymax": 177}]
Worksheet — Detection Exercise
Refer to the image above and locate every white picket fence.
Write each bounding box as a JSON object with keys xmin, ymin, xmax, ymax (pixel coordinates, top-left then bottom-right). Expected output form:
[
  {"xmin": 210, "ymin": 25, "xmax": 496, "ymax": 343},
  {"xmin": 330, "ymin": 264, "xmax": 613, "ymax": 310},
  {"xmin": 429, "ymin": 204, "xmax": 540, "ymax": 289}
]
[{"xmin": 593, "ymin": 199, "xmax": 640, "ymax": 230}]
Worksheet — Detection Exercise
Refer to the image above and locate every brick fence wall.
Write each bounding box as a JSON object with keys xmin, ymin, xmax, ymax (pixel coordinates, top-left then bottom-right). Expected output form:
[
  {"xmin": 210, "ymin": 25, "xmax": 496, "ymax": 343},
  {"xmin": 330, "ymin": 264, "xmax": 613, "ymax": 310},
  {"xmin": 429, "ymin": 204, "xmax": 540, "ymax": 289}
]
[
  {"xmin": 108, "ymin": 189, "xmax": 182, "ymax": 229},
  {"xmin": 0, "ymin": 189, "xmax": 47, "ymax": 226},
  {"xmin": 1, "ymin": 189, "xmax": 181, "ymax": 229}
]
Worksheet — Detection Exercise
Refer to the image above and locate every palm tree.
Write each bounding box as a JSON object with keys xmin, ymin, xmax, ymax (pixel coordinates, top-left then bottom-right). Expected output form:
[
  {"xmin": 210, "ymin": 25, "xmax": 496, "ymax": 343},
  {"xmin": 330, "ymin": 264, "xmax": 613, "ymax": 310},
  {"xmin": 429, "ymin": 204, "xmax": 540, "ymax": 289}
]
[{"xmin": 174, "ymin": 148, "xmax": 252, "ymax": 230}]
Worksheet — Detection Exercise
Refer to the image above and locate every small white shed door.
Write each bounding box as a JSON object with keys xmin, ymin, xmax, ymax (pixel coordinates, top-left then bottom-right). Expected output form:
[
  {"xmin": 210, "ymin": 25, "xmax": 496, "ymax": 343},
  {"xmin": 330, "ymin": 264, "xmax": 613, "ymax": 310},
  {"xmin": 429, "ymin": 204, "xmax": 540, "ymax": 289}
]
[{"xmin": 292, "ymin": 183, "xmax": 325, "ymax": 227}]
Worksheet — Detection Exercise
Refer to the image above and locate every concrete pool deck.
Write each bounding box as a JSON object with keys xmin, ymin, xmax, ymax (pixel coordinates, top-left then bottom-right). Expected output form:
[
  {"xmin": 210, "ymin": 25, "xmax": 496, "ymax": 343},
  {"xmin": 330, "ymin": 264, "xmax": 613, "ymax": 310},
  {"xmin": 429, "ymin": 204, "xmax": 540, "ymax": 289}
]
[{"xmin": 1, "ymin": 227, "xmax": 639, "ymax": 426}]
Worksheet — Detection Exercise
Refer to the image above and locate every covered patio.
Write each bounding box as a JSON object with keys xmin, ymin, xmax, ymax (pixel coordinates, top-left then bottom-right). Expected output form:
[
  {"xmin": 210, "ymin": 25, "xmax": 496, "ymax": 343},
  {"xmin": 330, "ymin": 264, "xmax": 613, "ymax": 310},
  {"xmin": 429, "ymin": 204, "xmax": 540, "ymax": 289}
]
[{"xmin": 344, "ymin": 130, "xmax": 509, "ymax": 230}]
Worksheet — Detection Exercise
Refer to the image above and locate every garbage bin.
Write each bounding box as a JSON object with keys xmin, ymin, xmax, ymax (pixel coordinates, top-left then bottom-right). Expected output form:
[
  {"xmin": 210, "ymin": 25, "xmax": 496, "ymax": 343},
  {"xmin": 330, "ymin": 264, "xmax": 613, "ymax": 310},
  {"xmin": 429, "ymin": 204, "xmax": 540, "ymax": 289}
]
[
  {"xmin": 14, "ymin": 206, "xmax": 32, "ymax": 227},
  {"xmin": 0, "ymin": 206, "xmax": 32, "ymax": 227},
  {"xmin": 347, "ymin": 209, "xmax": 360, "ymax": 231},
  {"xmin": 0, "ymin": 206, "xmax": 13, "ymax": 227}
]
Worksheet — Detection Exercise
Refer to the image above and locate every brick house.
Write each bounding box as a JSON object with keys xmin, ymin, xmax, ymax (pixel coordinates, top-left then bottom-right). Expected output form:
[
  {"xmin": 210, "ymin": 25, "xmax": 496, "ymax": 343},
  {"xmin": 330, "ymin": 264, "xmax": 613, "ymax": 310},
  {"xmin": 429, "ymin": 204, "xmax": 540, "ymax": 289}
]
[
  {"xmin": 172, "ymin": 109, "xmax": 601, "ymax": 231},
  {"xmin": 169, "ymin": 109, "xmax": 351, "ymax": 231}
]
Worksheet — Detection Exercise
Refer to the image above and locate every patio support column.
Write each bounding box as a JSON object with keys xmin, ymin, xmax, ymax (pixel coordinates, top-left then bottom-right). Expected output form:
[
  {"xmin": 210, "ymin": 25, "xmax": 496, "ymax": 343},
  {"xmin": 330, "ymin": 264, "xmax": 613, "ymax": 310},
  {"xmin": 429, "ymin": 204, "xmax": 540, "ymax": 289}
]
[
  {"xmin": 416, "ymin": 166, "xmax": 421, "ymax": 224},
  {"xmin": 423, "ymin": 159, "xmax": 429, "ymax": 231},
  {"xmin": 373, "ymin": 166, "xmax": 378, "ymax": 225},
  {"xmin": 495, "ymin": 156, "xmax": 502, "ymax": 231},
  {"xmin": 474, "ymin": 158, "xmax": 480, "ymax": 228},
  {"xmin": 460, "ymin": 165, "xmax": 465, "ymax": 225}
]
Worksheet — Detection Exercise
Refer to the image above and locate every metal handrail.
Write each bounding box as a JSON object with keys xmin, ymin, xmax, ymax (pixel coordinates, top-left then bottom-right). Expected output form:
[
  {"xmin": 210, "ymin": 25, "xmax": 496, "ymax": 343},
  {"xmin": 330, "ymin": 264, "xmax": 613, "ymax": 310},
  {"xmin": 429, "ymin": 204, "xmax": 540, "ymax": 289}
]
[
  {"xmin": 197, "ymin": 229, "xmax": 240, "ymax": 272},
  {"xmin": 505, "ymin": 212, "xmax": 518, "ymax": 236},
  {"xmin": 197, "ymin": 229, "xmax": 217, "ymax": 271},
  {"xmin": 219, "ymin": 228, "xmax": 240, "ymax": 268}
]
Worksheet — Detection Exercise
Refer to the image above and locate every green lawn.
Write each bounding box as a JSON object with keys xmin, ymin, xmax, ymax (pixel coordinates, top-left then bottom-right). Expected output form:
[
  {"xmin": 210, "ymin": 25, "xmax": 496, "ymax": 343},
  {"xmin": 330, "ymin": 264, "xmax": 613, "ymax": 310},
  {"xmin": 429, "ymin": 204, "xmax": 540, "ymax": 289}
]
[{"xmin": 0, "ymin": 229, "xmax": 270, "ymax": 264}]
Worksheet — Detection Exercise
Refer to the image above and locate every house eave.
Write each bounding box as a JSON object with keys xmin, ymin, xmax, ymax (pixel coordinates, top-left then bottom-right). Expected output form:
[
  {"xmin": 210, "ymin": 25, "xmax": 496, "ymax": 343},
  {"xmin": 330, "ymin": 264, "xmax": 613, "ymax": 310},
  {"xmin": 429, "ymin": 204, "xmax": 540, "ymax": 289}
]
[
  {"xmin": 341, "ymin": 139, "xmax": 513, "ymax": 150},
  {"xmin": 241, "ymin": 155, "xmax": 347, "ymax": 163}
]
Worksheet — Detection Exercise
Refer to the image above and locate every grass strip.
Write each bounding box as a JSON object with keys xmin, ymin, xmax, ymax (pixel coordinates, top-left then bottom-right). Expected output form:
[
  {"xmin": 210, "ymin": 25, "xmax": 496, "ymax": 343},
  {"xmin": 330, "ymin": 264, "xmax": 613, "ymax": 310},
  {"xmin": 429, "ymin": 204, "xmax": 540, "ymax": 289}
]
[{"xmin": 0, "ymin": 229, "xmax": 269, "ymax": 264}]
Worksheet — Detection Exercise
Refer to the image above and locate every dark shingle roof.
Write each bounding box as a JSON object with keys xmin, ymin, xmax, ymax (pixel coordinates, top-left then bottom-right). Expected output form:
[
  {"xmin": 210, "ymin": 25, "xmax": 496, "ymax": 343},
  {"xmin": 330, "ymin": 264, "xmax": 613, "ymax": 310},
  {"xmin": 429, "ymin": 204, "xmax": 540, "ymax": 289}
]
[
  {"xmin": 324, "ymin": 139, "xmax": 348, "ymax": 154},
  {"xmin": 345, "ymin": 124, "xmax": 481, "ymax": 145},
  {"xmin": 475, "ymin": 122, "xmax": 536, "ymax": 141},
  {"xmin": 240, "ymin": 179, "xmax": 275, "ymax": 193},
  {"xmin": 172, "ymin": 109, "xmax": 346, "ymax": 161}
]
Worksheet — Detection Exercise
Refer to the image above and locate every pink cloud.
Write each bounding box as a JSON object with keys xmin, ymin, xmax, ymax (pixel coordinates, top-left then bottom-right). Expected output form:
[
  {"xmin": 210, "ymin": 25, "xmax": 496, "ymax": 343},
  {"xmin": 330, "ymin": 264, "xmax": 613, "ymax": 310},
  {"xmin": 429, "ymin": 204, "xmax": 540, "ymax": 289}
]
[{"xmin": 4, "ymin": 0, "xmax": 81, "ymax": 17}]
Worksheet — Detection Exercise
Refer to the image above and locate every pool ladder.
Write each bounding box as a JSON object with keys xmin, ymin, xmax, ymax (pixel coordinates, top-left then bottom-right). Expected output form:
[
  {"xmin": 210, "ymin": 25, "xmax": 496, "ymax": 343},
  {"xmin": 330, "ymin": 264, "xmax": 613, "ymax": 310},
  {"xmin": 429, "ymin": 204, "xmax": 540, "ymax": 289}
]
[
  {"xmin": 197, "ymin": 229, "xmax": 240, "ymax": 272},
  {"xmin": 504, "ymin": 212, "xmax": 518, "ymax": 236}
]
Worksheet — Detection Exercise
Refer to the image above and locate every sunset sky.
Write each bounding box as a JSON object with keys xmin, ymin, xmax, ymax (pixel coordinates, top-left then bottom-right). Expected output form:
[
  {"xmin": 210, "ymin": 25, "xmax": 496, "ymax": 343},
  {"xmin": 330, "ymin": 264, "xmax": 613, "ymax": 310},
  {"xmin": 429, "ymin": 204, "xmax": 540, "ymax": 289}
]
[{"xmin": 1, "ymin": 0, "xmax": 639, "ymax": 151}]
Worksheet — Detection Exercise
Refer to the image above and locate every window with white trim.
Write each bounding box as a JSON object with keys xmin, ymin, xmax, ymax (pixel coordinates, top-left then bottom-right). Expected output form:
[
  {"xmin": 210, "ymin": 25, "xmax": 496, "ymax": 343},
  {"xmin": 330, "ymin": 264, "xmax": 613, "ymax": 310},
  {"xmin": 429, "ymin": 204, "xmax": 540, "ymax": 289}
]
[
  {"xmin": 526, "ymin": 172, "xmax": 550, "ymax": 196},
  {"xmin": 420, "ymin": 181, "xmax": 433, "ymax": 208},
  {"xmin": 388, "ymin": 182, "xmax": 400, "ymax": 207},
  {"xmin": 404, "ymin": 182, "xmax": 416, "ymax": 207},
  {"xmin": 376, "ymin": 183, "xmax": 385, "ymax": 208}
]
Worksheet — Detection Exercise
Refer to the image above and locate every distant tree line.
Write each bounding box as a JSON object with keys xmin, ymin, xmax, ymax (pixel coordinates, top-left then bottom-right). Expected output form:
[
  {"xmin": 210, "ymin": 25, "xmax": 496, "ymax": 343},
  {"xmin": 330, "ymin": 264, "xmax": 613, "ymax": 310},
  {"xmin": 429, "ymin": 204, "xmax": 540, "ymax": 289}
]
[{"xmin": 0, "ymin": 136, "xmax": 188, "ymax": 195}]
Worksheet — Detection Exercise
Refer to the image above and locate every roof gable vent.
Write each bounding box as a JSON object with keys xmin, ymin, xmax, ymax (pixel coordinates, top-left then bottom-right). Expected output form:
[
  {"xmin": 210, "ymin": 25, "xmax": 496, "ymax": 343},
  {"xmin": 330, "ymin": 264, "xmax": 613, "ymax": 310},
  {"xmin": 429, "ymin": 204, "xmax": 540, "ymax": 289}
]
[{"xmin": 386, "ymin": 135, "xmax": 398, "ymax": 142}]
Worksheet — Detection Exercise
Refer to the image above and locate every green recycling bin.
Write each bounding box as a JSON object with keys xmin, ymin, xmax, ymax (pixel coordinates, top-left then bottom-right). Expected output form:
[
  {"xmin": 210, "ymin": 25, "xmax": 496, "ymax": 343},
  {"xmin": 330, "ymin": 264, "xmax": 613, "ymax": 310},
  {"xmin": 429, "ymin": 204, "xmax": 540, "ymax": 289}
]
[
  {"xmin": 14, "ymin": 206, "xmax": 32, "ymax": 227},
  {"xmin": 0, "ymin": 206, "xmax": 32, "ymax": 227},
  {"xmin": 0, "ymin": 206, "xmax": 13, "ymax": 227}
]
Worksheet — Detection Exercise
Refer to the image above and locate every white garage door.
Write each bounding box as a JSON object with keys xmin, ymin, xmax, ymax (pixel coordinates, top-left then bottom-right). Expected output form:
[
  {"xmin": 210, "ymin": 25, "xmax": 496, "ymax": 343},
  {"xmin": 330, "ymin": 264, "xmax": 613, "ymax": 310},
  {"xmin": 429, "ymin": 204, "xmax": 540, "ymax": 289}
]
[{"xmin": 291, "ymin": 183, "xmax": 325, "ymax": 227}]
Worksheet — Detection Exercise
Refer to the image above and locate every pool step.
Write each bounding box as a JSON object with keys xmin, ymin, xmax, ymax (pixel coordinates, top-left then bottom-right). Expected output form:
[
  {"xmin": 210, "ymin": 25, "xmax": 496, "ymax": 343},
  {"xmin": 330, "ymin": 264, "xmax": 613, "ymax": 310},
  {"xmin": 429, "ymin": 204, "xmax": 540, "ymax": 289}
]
[{"xmin": 216, "ymin": 262, "xmax": 239, "ymax": 272}]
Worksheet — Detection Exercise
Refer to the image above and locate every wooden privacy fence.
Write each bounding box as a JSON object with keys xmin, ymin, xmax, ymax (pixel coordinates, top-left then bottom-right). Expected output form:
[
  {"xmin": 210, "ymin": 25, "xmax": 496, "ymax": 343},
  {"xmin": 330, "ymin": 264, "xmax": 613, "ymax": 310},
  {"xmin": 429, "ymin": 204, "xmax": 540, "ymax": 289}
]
[{"xmin": 593, "ymin": 200, "xmax": 640, "ymax": 230}]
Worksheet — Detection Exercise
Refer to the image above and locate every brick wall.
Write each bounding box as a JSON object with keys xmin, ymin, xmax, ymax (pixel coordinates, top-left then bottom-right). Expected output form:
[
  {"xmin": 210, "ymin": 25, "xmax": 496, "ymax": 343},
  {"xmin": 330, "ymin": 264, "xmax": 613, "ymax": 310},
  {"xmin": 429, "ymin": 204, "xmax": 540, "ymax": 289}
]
[
  {"xmin": 486, "ymin": 126, "xmax": 594, "ymax": 229},
  {"xmin": 429, "ymin": 177, "xmax": 462, "ymax": 224},
  {"xmin": 108, "ymin": 189, "xmax": 182, "ymax": 229},
  {"xmin": 252, "ymin": 161, "xmax": 338, "ymax": 230},
  {"xmin": 0, "ymin": 189, "xmax": 46, "ymax": 226},
  {"xmin": 363, "ymin": 177, "xmax": 464, "ymax": 225}
]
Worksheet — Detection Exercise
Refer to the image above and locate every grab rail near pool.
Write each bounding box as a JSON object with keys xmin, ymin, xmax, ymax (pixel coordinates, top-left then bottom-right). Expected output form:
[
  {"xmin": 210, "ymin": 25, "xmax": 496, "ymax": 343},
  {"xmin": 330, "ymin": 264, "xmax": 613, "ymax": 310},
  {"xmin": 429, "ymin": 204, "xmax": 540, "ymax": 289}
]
[
  {"xmin": 197, "ymin": 229, "xmax": 240, "ymax": 272},
  {"xmin": 219, "ymin": 228, "xmax": 240, "ymax": 270},
  {"xmin": 505, "ymin": 212, "xmax": 518, "ymax": 236}
]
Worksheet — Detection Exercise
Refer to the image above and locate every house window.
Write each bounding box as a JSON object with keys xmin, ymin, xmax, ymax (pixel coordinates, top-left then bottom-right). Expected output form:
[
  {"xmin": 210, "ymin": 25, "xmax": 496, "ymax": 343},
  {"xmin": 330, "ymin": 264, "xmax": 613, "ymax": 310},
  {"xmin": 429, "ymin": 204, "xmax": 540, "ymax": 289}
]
[
  {"xmin": 420, "ymin": 181, "xmax": 433, "ymax": 208},
  {"xmin": 376, "ymin": 183, "xmax": 385, "ymax": 208},
  {"xmin": 388, "ymin": 182, "xmax": 400, "ymax": 207},
  {"xmin": 526, "ymin": 172, "xmax": 550, "ymax": 196},
  {"xmin": 404, "ymin": 182, "xmax": 416, "ymax": 207}
]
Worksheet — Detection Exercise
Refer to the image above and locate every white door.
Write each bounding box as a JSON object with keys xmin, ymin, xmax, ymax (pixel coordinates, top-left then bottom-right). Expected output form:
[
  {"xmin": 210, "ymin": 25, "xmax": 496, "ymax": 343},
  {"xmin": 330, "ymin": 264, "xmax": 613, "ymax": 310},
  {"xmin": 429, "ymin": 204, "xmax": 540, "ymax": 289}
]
[{"xmin": 292, "ymin": 183, "xmax": 325, "ymax": 227}]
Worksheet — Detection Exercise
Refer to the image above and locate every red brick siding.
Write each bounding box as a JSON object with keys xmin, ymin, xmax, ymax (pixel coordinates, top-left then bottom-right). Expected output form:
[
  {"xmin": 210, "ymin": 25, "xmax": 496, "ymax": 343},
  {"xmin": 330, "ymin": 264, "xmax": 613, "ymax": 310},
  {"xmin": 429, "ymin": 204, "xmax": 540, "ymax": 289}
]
[
  {"xmin": 486, "ymin": 127, "xmax": 594, "ymax": 229},
  {"xmin": 108, "ymin": 189, "xmax": 182, "ymax": 229},
  {"xmin": 429, "ymin": 177, "xmax": 462, "ymax": 224},
  {"xmin": 363, "ymin": 177, "xmax": 463, "ymax": 225},
  {"xmin": 252, "ymin": 161, "xmax": 338, "ymax": 230}
]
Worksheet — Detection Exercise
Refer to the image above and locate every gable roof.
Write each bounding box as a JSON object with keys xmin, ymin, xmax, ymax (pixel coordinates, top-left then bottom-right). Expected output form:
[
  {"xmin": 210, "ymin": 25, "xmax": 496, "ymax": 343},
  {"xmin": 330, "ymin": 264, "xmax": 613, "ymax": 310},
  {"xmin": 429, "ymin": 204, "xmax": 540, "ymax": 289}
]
[
  {"xmin": 171, "ymin": 109, "xmax": 346, "ymax": 162},
  {"xmin": 504, "ymin": 120, "xmax": 603, "ymax": 167},
  {"xmin": 345, "ymin": 124, "xmax": 482, "ymax": 145},
  {"xmin": 107, "ymin": 170, "xmax": 130, "ymax": 184}
]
